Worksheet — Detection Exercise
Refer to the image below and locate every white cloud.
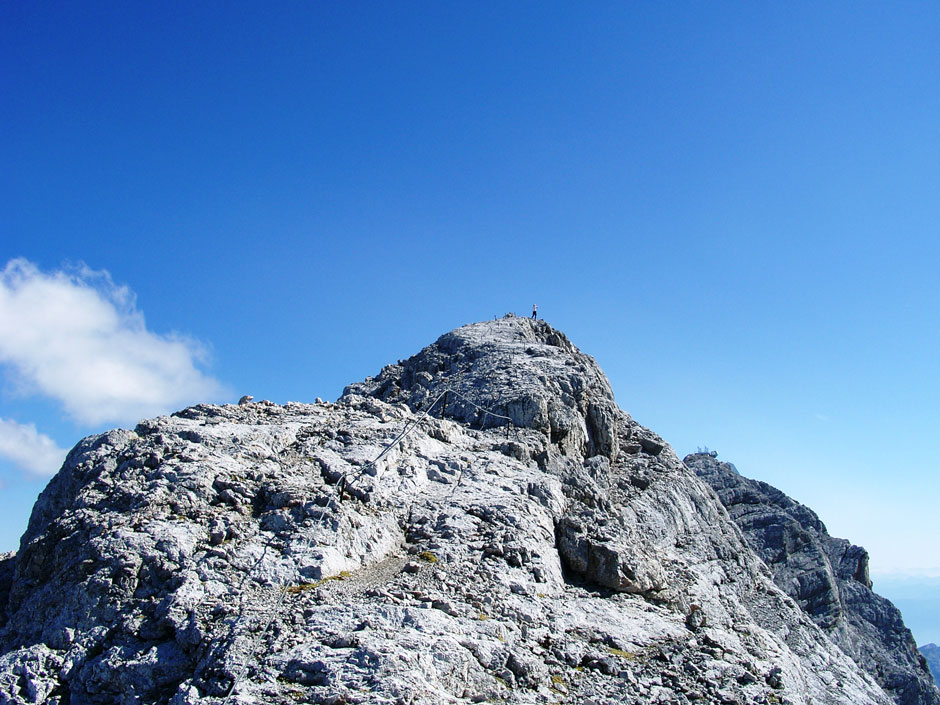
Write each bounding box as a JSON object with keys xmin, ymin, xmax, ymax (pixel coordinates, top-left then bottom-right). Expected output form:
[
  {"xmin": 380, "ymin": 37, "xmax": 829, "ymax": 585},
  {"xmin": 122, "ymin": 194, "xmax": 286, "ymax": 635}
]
[
  {"xmin": 0, "ymin": 258, "xmax": 228, "ymax": 425},
  {"xmin": 0, "ymin": 418, "xmax": 68, "ymax": 477}
]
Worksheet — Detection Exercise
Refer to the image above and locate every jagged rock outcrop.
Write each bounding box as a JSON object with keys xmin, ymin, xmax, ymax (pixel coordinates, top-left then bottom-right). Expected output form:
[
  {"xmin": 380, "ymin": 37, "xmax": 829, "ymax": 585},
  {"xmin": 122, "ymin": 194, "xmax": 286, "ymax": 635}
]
[
  {"xmin": 687, "ymin": 452, "xmax": 940, "ymax": 705},
  {"xmin": 344, "ymin": 318, "xmax": 624, "ymax": 462},
  {"xmin": 0, "ymin": 554, "xmax": 14, "ymax": 628},
  {"xmin": 0, "ymin": 317, "xmax": 913, "ymax": 704}
]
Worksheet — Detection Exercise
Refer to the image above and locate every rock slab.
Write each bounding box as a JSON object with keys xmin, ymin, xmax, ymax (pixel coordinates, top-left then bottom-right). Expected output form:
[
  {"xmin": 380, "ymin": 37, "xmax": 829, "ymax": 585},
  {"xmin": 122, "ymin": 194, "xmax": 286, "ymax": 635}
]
[{"xmin": 687, "ymin": 452, "xmax": 940, "ymax": 705}]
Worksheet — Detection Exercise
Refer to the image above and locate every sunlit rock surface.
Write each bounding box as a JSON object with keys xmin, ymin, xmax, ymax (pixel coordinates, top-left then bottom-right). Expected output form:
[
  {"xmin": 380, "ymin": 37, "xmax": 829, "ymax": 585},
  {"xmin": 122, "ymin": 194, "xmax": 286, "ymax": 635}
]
[
  {"xmin": 687, "ymin": 452, "xmax": 940, "ymax": 705},
  {"xmin": 0, "ymin": 317, "xmax": 925, "ymax": 704}
]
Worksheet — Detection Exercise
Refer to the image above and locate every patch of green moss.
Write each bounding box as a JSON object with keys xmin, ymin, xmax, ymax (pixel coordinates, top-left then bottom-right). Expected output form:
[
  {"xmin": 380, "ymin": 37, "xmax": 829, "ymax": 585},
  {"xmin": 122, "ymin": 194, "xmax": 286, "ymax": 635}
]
[
  {"xmin": 286, "ymin": 570, "xmax": 351, "ymax": 594},
  {"xmin": 417, "ymin": 550, "xmax": 438, "ymax": 563}
]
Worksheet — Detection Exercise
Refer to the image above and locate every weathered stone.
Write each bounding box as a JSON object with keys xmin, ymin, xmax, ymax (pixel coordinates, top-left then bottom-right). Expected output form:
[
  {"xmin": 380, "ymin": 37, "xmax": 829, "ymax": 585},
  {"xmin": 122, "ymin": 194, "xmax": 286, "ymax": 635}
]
[
  {"xmin": 0, "ymin": 319, "xmax": 921, "ymax": 705},
  {"xmin": 555, "ymin": 516, "xmax": 667, "ymax": 594},
  {"xmin": 343, "ymin": 318, "xmax": 616, "ymax": 459},
  {"xmin": 687, "ymin": 452, "xmax": 939, "ymax": 705},
  {"xmin": 685, "ymin": 605, "xmax": 706, "ymax": 632}
]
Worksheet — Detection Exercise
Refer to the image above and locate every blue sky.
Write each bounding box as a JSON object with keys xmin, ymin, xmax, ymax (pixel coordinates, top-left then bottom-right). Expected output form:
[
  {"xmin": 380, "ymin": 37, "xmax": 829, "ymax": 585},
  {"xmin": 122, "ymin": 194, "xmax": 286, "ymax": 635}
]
[{"xmin": 2, "ymin": 2, "xmax": 939, "ymax": 644}]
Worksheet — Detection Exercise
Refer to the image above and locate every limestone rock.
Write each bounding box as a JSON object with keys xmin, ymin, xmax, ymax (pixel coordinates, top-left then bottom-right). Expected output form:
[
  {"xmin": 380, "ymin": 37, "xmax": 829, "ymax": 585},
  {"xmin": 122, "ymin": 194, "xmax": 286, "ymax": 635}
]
[
  {"xmin": 687, "ymin": 452, "xmax": 940, "ymax": 705},
  {"xmin": 0, "ymin": 319, "xmax": 910, "ymax": 704},
  {"xmin": 343, "ymin": 318, "xmax": 620, "ymax": 461}
]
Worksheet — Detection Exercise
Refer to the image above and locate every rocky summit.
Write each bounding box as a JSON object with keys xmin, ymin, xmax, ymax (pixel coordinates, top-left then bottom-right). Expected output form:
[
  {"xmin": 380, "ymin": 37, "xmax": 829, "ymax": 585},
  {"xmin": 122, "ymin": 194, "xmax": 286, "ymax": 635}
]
[{"xmin": 0, "ymin": 317, "xmax": 935, "ymax": 705}]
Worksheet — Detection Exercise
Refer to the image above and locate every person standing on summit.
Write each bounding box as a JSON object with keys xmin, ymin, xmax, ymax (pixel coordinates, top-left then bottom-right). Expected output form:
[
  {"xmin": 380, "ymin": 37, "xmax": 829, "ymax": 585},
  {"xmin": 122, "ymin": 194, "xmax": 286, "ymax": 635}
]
[{"xmin": 531, "ymin": 304, "xmax": 538, "ymax": 319}]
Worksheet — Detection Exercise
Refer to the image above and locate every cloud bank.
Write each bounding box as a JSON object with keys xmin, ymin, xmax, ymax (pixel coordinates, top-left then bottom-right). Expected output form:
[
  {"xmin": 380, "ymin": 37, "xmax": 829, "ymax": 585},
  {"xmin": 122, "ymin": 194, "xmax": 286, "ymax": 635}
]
[
  {"xmin": 0, "ymin": 258, "xmax": 228, "ymax": 427},
  {"xmin": 0, "ymin": 418, "xmax": 68, "ymax": 477}
]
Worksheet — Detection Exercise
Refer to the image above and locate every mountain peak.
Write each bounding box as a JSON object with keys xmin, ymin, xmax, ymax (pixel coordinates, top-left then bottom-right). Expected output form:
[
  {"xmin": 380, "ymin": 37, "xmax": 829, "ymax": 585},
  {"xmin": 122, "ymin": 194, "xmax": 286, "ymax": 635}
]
[
  {"xmin": 343, "ymin": 316, "xmax": 619, "ymax": 460},
  {"xmin": 0, "ymin": 319, "xmax": 933, "ymax": 705}
]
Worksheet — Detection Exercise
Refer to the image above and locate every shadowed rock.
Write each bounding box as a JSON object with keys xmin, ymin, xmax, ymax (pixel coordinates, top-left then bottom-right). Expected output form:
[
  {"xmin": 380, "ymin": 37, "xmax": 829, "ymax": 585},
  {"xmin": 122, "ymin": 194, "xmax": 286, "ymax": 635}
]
[{"xmin": 687, "ymin": 452, "xmax": 940, "ymax": 705}]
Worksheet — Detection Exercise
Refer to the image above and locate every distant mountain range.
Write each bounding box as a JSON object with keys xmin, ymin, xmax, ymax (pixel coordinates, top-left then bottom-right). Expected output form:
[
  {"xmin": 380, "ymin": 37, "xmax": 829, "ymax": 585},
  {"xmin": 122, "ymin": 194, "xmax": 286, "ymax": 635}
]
[{"xmin": 923, "ymin": 644, "xmax": 940, "ymax": 683}]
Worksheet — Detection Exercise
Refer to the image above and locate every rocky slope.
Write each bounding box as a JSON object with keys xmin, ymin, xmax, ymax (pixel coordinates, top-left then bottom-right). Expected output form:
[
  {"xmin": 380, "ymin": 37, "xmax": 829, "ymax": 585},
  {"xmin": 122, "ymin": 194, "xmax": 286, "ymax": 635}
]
[
  {"xmin": 686, "ymin": 453, "xmax": 940, "ymax": 705},
  {"xmin": 0, "ymin": 317, "xmax": 922, "ymax": 704}
]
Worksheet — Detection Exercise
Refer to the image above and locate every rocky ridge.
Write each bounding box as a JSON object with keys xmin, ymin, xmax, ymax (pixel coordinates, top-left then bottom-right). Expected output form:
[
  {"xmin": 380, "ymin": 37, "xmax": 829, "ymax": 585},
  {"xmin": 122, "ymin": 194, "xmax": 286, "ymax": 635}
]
[
  {"xmin": 0, "ymin": 317, "xmax": 925, "ymax": 704},
  {"xmin": 686, "ymin": 453, "xmax": 940, "ymax": 705}
]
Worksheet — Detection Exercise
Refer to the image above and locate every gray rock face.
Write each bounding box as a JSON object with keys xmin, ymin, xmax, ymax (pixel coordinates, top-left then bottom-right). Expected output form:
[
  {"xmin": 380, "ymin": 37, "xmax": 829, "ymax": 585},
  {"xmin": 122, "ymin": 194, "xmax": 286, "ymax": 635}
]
[
  {"xmin": 0, "ymin": 317, "xmax": 904, "ymax": 704},
  {"xmin": 687, "ymin": 452, "xmax": 940, "ymax": 705},
  {"xmin": 0, "ymin": 553, "xmax": 14, "ymax": 628},
  {"xmin": 343, "ymin": 318, "xmax": 622, "ymax": 462}
]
